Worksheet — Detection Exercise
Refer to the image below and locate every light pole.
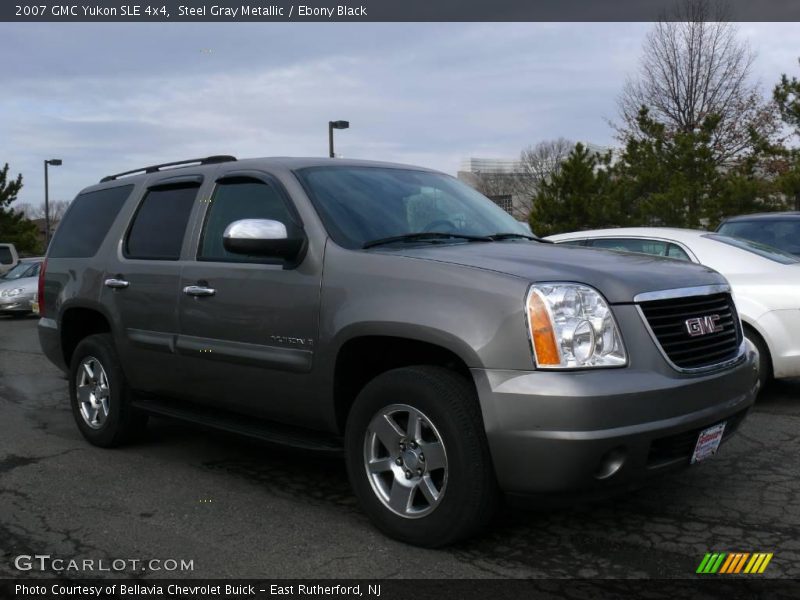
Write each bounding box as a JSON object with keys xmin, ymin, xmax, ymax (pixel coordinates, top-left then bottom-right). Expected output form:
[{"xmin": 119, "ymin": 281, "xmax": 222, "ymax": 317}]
[
  {"xmin": 328, "ymin": 120, "xmax": 349, "ymax": 158},
  {"xmin": 43, "ymin": 159, "xmax": 62, "ymax": 247}
]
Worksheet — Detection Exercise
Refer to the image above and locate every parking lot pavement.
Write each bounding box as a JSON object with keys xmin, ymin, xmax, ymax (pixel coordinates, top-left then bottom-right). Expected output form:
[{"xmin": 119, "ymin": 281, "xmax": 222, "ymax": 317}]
[{"xmin": 0, "ymin": 315, "xmax": 798, "ymax": 579}]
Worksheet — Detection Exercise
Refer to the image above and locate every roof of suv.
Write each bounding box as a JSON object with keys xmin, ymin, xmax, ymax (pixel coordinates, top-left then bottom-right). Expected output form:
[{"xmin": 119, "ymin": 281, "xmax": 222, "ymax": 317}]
[{"xmin": 94, "ymin": 156, "xmax": 438, "ymax": 188}]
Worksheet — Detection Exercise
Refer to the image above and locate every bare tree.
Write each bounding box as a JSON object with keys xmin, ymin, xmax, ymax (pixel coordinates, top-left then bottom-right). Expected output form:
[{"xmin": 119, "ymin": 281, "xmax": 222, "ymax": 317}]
[
  {"xmin": 13, "ymin": 203, "xmax": 38, "ymax": 219},
  {"xmin": 516, "ymin": 138, "xmax": 574, "ymax": 198},
  {"xmin": 46, "ymin": 200, "xmax": 70, "ymax": 225},
  {"xmin": 18, "ymin": 200, "xmax": 71, "ymax": 230},
  {"xmin": 618, "ymin": 0, "xmax": 778, "ymax": 164}
]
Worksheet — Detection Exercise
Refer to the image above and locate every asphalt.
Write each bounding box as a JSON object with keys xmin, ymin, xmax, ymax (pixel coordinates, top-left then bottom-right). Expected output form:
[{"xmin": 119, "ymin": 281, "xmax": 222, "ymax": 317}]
[{"xmin": 0, "ymin": 315, "xmax": 798, "ymax": 579}]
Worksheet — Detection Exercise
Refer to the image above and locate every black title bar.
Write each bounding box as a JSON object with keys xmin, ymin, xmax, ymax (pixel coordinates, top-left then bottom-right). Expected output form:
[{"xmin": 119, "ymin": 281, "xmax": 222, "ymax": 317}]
[
  {"xmin": 3, "ymin": 0, "xmax": 800, "ymax": 22},
  {"xmin": 3, "ymin": 579, "xmax": 800, "ymax": 600}
]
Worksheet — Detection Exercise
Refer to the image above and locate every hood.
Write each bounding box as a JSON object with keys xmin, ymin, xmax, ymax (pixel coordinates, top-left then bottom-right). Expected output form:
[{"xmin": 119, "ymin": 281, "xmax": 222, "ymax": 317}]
[{"xmin": 381, "ymin": 241, "xmax": 727, "ymax": 304}]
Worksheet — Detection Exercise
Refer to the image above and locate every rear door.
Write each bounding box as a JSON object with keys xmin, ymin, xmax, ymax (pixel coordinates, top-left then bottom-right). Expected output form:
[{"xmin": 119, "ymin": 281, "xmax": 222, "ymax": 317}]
[
  {"xmin": 175, "ymin": 171, "xmax": 323, "ymax": 423},
  {"xmin": 101, "ymin": 177, "xmax": 206, "ymax": 394}
]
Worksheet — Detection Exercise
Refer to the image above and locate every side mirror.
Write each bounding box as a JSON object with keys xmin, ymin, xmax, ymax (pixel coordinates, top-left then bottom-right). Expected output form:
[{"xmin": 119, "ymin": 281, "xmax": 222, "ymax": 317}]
[{"xmin": 222, "ymin": 219, "xmax": 305, "ymax": 261}]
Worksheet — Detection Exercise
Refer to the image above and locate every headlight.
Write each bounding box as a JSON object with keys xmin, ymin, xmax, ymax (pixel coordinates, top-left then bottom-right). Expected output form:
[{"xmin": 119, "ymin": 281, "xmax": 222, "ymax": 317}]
[
  {"xmin": 1, "ymin": 288, "xmax": 24, "ymax": 298},
  {"xmin": 526, "ymin": 283, "xmax": 627, "ymax": 369}
]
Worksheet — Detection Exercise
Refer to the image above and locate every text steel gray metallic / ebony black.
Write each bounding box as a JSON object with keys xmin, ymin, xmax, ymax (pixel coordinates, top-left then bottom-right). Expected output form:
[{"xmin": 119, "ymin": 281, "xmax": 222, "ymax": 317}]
[{"xmin": 37, "ymin": 156, "xmax": 759, "ymax": 546}]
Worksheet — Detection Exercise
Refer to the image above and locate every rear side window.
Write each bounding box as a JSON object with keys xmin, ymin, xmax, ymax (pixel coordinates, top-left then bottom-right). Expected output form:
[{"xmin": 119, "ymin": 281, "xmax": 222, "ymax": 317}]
[
  {"xmin": 125, "ymin": 184, "xmax": 199, "ymax": 260},
  {"xmin": 48, "ymin": 185, "xmax": 133, "ymax": 258},
  {"xmin": 590, "ymin": 238, "xmax": 669, "ymax": 256},
  {"xmin": 199, "ymin": 178, "xmax": 296, "ymax": 263},
  {"xmin": 0, "ymin": 247, "xmax": 12, "ymax": 264}
]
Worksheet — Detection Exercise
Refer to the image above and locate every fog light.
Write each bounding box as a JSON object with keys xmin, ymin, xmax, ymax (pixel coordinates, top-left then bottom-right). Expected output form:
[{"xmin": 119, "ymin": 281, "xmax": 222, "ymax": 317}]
[{"xmin": 595, "ymin": 447, "xmax": 626, "ymax": 480}]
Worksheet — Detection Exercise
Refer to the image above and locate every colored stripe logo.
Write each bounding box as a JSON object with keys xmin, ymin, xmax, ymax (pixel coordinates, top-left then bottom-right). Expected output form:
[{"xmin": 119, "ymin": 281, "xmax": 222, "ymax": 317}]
[{"xmin": 696, "ymin": 552, "xmax": 773, "ymax": 574}]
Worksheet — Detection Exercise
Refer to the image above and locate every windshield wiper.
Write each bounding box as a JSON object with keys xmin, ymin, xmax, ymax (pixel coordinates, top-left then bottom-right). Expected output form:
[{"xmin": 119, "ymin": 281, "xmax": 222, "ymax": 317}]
[
  {"xmin": 363, "ymin": 232, "xmax": 493, "ymax": 249},
  {"xmin": 488, "ymin": 232, "xmax": 552, "ymax": 243}
]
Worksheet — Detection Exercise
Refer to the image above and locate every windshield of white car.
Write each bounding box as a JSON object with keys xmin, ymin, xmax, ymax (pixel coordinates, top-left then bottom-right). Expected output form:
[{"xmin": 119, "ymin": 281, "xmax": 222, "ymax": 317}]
[
  {"xmin": 704, "ymin": 234, "xmax": 800, "ymax": 265},
  {"xmin": 295, "ymin": 166, "xmax": 534, "ymax": 250}
]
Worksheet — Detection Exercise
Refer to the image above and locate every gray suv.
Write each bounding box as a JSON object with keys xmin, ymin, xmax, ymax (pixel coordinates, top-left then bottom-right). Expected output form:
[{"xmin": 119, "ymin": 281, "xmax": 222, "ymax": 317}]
[{"xmin": 38, "ymin": 156, "xmax": 759, "ymax": 546}]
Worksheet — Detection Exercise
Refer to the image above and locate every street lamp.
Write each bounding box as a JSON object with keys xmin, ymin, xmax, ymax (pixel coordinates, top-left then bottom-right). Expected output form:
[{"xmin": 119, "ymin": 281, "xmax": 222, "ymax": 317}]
[
  {"xmin": 328, "ymin": 120, "xmax": 349, "ymax": 158},
  {"xmin": 43, "ymin": 159, "xmax": 62, "ymax": 246}
]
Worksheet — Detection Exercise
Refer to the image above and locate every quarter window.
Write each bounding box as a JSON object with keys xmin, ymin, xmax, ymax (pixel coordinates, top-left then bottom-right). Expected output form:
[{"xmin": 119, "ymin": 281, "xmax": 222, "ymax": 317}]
[
  {"xmin": 49, "ymin": 185, "xmax": 133, "ymax": 258},
  {"xmin": 666, "ymin": 244, "xmax": 691, "ymax": 261},
  {"xmin": 199, "ymin": 177, "xmax": 296, "ymax": 262},
  {"xmin": 125, "ymin": 184, "xmax": 199, "ymax": 260}
]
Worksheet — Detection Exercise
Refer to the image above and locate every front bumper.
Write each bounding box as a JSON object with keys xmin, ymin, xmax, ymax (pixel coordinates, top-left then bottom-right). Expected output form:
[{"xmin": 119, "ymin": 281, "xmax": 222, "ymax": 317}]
[
  {"xmin": 472, "ymin": 342, "xmax": 759, "ymax": 498},
  {"xmin": 0, "ymin": 295, "xmax": 35, "ymax": 313}
]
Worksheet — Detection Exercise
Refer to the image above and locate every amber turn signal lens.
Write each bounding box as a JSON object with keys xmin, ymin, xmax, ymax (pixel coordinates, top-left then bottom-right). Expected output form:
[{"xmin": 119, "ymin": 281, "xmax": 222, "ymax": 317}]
[{"xmin": 528, "ymin": 291, "xmax": 561, "ymax": 366}]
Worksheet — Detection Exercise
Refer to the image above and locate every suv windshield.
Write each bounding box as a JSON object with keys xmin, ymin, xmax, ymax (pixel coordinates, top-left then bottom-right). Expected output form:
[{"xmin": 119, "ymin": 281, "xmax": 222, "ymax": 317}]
[
  {"xmin": 704, "ymin": 234, "xmax": 800, "ymax": 264},
  {"xmin": 717, "ymin": 219, "xmax": 800, "ymax": 257},
  {"xmin": 295, "ymin": 166, "xmax": 530, "ymax": 249}
]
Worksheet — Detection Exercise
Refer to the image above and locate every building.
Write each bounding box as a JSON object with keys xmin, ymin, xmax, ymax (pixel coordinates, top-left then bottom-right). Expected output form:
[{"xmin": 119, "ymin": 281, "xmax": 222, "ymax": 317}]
[
  {"xmin": 457, "ymin": 143, "xmax": 612, "ymax": 220},
  {"xmin": 457, "ymin": 158, "xmax": 527, "ymax": 218}
]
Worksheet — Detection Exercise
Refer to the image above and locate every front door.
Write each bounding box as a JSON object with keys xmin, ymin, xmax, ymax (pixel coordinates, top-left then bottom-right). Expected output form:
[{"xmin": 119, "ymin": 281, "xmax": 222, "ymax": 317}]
[{"xmin": 175, "ymin": 172, "xmax": 323, "ymax": 425}]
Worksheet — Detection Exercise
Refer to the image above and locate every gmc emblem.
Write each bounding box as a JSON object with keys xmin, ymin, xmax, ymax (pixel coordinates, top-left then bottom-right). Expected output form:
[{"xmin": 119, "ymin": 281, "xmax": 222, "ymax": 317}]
[{"xmin": 685, "ymin": 315, "xmax": 724, "ymax": 337}]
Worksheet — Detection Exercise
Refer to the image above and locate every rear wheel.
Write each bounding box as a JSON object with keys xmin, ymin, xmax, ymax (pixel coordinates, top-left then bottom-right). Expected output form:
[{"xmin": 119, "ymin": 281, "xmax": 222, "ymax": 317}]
[
  {"xmin": 345, "ymin": 366, "xmax": 498, "ymax": 547},
  {"xmin": 69, "ymin": 333, "xmax": 147, "ymax": 447}
]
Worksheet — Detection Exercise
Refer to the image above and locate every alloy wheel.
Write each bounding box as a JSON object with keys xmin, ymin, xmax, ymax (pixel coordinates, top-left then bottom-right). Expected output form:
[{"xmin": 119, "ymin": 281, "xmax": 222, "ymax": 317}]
[{"xmin": 363, "ymin": 403, "xmax": 448, "ymax": 518}]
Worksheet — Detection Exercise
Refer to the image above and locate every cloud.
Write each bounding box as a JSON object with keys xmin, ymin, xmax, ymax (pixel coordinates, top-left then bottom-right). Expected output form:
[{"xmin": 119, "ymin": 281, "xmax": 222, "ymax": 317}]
[{"xmin": 0, "ymin": 22, "xmax": 795, "ymax": 207}]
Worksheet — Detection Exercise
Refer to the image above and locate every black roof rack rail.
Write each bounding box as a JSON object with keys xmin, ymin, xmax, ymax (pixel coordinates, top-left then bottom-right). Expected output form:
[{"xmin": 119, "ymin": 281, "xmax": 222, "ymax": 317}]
[{"xmin": 99, "ymin": 155, "xmax": 237, "ymax": 183}]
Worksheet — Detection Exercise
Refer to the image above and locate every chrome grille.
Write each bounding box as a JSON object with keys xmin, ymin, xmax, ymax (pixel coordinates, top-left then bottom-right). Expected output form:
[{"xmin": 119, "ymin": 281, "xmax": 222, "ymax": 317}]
[{"xmin": 638, "ymin": 292, "xmax": 742, "ymax": 370}]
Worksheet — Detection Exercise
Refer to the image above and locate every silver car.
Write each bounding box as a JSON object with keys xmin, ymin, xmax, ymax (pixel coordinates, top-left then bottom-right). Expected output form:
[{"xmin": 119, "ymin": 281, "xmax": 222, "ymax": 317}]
[{"xmin": 0, "ymin": 258, "xmax": 43, "ymax": 316}]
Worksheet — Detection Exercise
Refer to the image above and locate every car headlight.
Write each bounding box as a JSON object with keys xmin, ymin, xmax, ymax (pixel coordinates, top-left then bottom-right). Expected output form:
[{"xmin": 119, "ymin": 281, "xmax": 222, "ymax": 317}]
[
  {"xmin": 526, "ymin": 283, "xmax": 627, "ymax": 369},
  {"xmin": 1, "ymin": 288, "xmax": 24, "ymax": 298}
]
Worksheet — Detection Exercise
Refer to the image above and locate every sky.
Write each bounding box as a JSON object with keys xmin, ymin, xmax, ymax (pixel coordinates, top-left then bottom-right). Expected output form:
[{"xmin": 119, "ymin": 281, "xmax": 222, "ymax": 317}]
[{"xmin": 1, "ymin": 22, "xmax": 799, "ymax": 207}]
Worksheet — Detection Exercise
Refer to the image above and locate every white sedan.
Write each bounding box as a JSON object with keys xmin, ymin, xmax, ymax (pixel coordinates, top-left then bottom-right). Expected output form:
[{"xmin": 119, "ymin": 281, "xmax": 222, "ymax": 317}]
[{"xmin": 546, "ymin": 227, "xmax": 800, "ymax": 387}]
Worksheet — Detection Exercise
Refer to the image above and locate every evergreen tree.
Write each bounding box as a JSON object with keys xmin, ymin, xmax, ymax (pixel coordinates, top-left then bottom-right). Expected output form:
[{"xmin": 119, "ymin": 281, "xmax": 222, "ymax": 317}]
[
  {"xmin": 774, "ymin": 59, "xmax": 800, "ymax": 211},
  {"xmin": 530, "ymin": 144, "xmax": 615, "ymax": 236},
  {"xmin": 0, "ymin": 163, "xmax": 41, "ymax": 254}
]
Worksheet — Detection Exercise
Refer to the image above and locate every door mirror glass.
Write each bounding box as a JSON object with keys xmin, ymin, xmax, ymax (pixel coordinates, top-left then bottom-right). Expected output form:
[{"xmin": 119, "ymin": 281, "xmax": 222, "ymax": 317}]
[{"xmin": 223, "ymin": 219, "xmax": 304, "ymax": 260}]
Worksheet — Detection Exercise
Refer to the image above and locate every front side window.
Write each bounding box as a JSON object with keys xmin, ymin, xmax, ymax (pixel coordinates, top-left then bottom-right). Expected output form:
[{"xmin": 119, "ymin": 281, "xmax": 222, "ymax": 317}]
[
  {"xmin": 295, "ymin": 166, "xmax": 528, "ymax": 249},
  {"xmin": 125, "ymin": 184, "xmax": 199, "ymax": 260},
  {"xmin": 199, "ymin": 177, "xmax": 296, "ymax": 262},
  {"xmin": 0, "ymin": 247, "xmax": 12, "ymax": 264}
]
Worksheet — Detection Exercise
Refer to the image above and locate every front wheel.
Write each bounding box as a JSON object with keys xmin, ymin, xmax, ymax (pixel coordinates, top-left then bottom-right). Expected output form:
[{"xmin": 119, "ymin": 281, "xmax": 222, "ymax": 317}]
[{"xmin": 345, "ymin": 366, "xmax": 498, "ymax": 547}]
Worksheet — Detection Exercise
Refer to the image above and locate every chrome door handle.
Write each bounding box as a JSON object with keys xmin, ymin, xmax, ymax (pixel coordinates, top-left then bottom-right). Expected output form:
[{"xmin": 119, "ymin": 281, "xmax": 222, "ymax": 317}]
[
  {"xmin": 183, "ymin": 285, "xmax": 216, "ymax": 297},
  {"xmin": 104, "ymin": 278, "xmax": 130, "ymax": 289}
]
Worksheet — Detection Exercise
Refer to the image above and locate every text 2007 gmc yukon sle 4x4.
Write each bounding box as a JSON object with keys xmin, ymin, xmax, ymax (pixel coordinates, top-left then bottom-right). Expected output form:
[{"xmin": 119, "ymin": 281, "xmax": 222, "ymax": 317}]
[{"xmin": 37, "ymin": 156, "xmax": 759, "ymax": 546}]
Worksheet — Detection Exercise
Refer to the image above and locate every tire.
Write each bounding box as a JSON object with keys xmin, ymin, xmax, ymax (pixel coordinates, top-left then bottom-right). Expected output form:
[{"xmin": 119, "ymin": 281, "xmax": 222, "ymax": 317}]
[
  {"xmin": 345, "ymin": 366, "xmax": 498, "ymax": 547},
  {"xmin": 745, "ymin": 329, "xmax": 772, "ymax": 394},
  {"xmin": 69, "ymin": 333, "xmax": 148, "ymax": 447}
]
